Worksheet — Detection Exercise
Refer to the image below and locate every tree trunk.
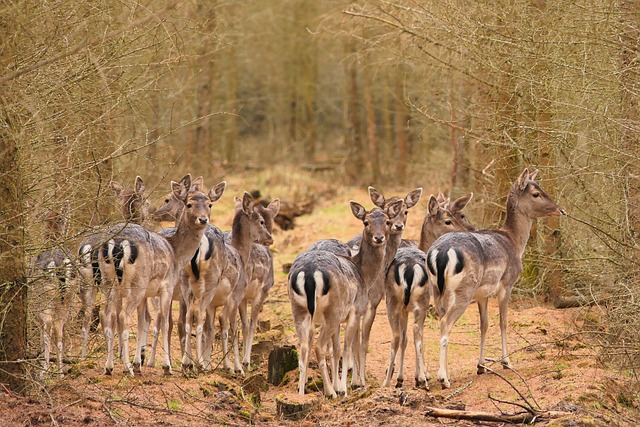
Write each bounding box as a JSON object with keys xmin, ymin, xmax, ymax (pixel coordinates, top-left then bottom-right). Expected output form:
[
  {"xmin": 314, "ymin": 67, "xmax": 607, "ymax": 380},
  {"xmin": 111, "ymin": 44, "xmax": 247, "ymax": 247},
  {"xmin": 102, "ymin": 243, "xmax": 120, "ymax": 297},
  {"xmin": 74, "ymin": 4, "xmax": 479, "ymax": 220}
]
[
  {"xmin": 0, "ymin": 112, "xmax": 28, "ymax": 393},
  {"xmin": 394, "ymin": 68, "xmax": 408, "ymax": 185},
  {"xmin": 363, "ymin": 63, "xmax": 379, "ymax": 183},
  {"xmin": 344, "ymin": 42, "xmax": 364, "ymax": 183}
]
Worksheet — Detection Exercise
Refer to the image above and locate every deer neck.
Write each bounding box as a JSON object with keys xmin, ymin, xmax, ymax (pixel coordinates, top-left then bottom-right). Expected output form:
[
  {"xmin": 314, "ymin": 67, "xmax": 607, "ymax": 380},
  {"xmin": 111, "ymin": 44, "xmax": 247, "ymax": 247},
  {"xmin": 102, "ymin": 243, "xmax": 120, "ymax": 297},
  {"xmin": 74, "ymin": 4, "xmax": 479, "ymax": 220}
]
[
  {"xmin": 352, "ymin": 233, "xmax": 387, "ymax": 288},
  {"xmin": 231, "ymin": 215, "xmax": 252, "ymax": 265},
  {"xmin": 385, "ymin": 232, "xmax": 402, "ymax": 268},
  {"xmin": 418, "ymin": 221, "xmax": 436, "ymax": 253},
  {"xmin": 166, "ymin": 219, "xmax": 206, "ymax": 269},
  {"xmin": 500, "ymin": 201, "xmax": 533, "ymax": 259}
]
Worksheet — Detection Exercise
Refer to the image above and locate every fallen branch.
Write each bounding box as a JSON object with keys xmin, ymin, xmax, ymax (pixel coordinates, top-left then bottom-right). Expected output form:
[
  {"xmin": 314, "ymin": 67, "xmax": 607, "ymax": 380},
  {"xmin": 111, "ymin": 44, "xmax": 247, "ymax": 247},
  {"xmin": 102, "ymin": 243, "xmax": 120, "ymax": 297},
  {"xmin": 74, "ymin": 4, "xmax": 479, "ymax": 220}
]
[{"xmin": 424, "ymin": 406, "xmax": 572, "ymax": 424}]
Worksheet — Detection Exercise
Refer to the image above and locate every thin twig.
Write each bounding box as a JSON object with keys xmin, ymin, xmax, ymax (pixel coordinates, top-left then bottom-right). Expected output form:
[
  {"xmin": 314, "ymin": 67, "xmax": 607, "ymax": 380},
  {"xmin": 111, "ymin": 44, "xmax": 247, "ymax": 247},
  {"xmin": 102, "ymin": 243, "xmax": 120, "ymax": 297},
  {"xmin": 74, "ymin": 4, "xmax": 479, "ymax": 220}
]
[{"xmin": 480, "ymin": 365, "xmax": 537, "ymax": 411}]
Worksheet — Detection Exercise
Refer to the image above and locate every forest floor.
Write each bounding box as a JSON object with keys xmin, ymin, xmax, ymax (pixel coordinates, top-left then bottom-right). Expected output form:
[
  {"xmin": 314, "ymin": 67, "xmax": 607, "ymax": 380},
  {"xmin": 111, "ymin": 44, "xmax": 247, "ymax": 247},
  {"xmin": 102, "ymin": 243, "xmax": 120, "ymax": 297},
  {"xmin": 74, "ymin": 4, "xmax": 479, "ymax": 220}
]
[{"xmin": 2, "ymin": 169, "xmax": 639, "ymax": 426}]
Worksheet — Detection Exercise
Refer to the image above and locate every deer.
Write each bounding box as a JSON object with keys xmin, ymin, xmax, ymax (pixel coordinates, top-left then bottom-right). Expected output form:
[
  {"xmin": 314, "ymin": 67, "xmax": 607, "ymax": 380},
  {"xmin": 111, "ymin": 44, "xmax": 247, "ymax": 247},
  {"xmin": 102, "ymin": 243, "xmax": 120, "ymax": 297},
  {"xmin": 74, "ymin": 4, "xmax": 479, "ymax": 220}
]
[
  {"xmin": 382, "ymin": 193, "xmax": 474, "ymax": 389},
  {"xmin": 31, "ymin": 202, "xmax": 73, "ymax": 376},
  {"xmin": 98, "ymin": 174, "xmax": 219, "ymax": 376},
  {"xmin": 341, "ymin": 186, "xmax": 422, "ymax": 387},
  {"xmin": 174, "ymin": 190, "xmax": 272, "ymax": 374},
  {"xmin": 288, "ymin": 199, "xmax": 403, "ymax": 398},
  {"xmin": 238, "ymin": 199, "xmax": 280, "ymax": 369},
  {"xmin": 426, "ymin": 168, "xmax": 564, "ymax": 388},
  {"xmin": 200, "ymin": 192, "xmax": 274, "ymax": 373},
  {"xmin": 77, "ymin": 176, "xmax": 150, "ymax": 359}
]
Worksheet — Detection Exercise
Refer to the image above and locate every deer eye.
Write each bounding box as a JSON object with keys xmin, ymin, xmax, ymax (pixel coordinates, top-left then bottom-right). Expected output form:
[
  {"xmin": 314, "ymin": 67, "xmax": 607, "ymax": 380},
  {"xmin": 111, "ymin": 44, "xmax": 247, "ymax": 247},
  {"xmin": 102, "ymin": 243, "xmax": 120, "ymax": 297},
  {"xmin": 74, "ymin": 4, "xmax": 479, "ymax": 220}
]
[
  {"xmin": 186, "ymin": 203, "xmax": 193, "ymax": 209},
  {"xmin": 363, "ymin": 220, "xmax": 369, "ymax": 226},
  {"xmin": 533, "ymin": 192, "xmax": 540, "ymax": 198},
  {"xmin": 208, "ymin": 203, "xmax": 213, "ymax": 208},
  {"xmin": 460, "ymin": 214, "xmax": 465, "ymax": 219},
  {"xmin": 444, "ymin": 219, "xmax": 452, "ymax": 225},
  {"xmin": 260, "ymin": 219, "xmax": 265, "ymax": 225},
  {"xmin": 404, "ymin": 210, "xmax": 408, "ymax": 215},
  {"xmin": 164, "ymin": 198, "xmax": 170, "ymax": 204},
  {"xmin": 386, "ymin": 220, "xmax": 392, "ymax": 226}
]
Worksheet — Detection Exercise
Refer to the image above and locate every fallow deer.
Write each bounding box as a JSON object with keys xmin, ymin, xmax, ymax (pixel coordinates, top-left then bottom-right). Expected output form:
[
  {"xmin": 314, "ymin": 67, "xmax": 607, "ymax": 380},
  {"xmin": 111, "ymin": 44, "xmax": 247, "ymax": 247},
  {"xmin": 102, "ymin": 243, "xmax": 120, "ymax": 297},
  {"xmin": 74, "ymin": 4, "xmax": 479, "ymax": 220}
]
[
  {"xmin": 344, "ymin": 186, "xmax": 423, "ymax": 387},
  {"xmin": 382, "ymin": 193, "xmax": 474, "ymax": 389},
  {"xmin": 238, "ymin": 199, "xmax": 280, "ymax": 369},
  {"xmin": 77, "ymin": 176, "xmax": 149, "ymax": 359},
  {"xmin": 426, "ymin": 168, "xmax": 564, "ymax": 388},
  {"xmin": 98, "ymin": 174, "xmax": 217, "ymax": 376},
  {"xmin": 288, "ymin": 199, "xmax": 403, "ymax": 398},
  {"xmin": 32, "ymin": 203, "xmax": 73, "ymax": 376}
]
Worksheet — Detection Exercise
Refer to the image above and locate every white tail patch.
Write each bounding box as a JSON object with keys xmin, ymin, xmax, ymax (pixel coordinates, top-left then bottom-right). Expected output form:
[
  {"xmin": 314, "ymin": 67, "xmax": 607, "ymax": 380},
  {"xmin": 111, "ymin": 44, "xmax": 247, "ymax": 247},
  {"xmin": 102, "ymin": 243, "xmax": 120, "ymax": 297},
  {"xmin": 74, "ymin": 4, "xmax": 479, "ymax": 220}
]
[
  {"xmin": 120, "ymin": 240, "xmax": 132, "ymax": 271},
  {"xmin": 80, "ymin": 244, "xmax": 92, "ymax": 266}
]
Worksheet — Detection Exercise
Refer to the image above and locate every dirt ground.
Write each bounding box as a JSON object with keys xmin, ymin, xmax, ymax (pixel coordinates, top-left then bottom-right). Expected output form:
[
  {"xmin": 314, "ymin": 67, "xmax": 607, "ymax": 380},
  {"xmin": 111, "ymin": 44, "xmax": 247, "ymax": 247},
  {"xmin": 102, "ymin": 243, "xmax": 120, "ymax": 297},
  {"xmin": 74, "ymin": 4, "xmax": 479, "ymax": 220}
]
[{"xmin": 2, "ymin": 179, "xmax": 639, "ymax": 426}]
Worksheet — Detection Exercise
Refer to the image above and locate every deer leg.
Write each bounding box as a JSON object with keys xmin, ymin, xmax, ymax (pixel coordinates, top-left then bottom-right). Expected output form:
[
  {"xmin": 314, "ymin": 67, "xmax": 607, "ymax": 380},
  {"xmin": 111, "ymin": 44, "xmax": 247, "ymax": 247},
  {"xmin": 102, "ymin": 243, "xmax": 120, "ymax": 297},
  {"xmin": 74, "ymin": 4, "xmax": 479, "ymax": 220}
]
[
  {"xmin": 118, "ymin": 303, "xmax": 133, "ymax": 376},
  {"xmin": 226, "ymin": 300, "xmax": 244, "ymax": 374},
  {"xmin": 340, "ymin": 312, "xmax": 358, "ymax": 396},
  {"xmin": 414, "ymin": 307, "xmax": 428, "ymax": 389},
  {"xmin": 202, "ymin": 307, "xmax": 216, "ymax": 371},
  {"xmin": 144, "ymin": 298, "xmax": 156, "ymax": 367},
  {"xmin": 238, "ymin": 299, "xmax": 250, "ymax": 369},
  {"xmin": 295, "ymin": 314, "xmax": 312, "ymax": 396},
  {"xmin": 438, "ymin": 302, "xmax": 467, "ymax": 389},
  {"xmin": 477, "ymin": 297, "xmax": 489, "ymax": 374},
  {"xmin": 54, "ymin": 318, "xmax": 65, "ymax": 377},
  {"xmin": 159, "ymin": 288, "xmax": 172, "ymax": 375},
  {"xmin": 101, "ymin": 298, "xmax": 115, "ymax": 375},
  {"xmin": 315, "ymin": 323, "xmax": 337, "ymax": 399},
  {"xmin": 350, "ymin": 321, "xmax": 363, "ymax": 387},
  {"xmin": 396, "ymin": 310, "xmax": 409, "ymax": 388},
  {"xmin": 80, "ymin": 280, "xmax": 96, "ymax": 359},
  {"xmin": 40, "ymin": 315, "xmax": 52, "ymax": 375},
  {"xmin": 382, "ymin": 305, "xmax": 401, "ymax": 388},
  {"xmin": 498, "ymin": 289, "xmax": 512, "ymax": 369},
  {"xmin": 177, "ymin": 293, "xmax": 187, "ymax": 359},
  {"xmin": 358, "ymin": 304, "xmax": 377, "ymax": 385},
  {"xmin": 132, "ymin": 302, "xmax": 146, "ymax": 375},
  {"xmin": 330, "ymin": 328, "xmax": 341, "ymax": 393}
]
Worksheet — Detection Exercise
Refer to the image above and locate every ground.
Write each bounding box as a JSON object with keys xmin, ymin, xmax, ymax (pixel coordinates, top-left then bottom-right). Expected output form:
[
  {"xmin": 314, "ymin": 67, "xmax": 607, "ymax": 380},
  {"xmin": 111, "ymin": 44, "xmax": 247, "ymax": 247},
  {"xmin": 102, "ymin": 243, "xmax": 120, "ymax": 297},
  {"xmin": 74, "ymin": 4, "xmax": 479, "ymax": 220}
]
[{"xmin": 2, "ymin": 172, "xmax": 639, "ymax": 426}]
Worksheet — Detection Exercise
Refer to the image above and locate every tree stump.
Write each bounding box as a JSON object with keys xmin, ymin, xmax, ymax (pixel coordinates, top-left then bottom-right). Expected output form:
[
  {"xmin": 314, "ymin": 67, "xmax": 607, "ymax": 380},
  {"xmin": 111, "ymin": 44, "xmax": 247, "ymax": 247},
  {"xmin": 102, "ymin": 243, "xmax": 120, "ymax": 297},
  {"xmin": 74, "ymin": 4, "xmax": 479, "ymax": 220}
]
[
  {"xmin": 275, "ymin": 396, "xmax": 318, "ymax": 420},
  {"xmin": 268, "ymin": 345, "xmax": 298, "ymax": 386}
]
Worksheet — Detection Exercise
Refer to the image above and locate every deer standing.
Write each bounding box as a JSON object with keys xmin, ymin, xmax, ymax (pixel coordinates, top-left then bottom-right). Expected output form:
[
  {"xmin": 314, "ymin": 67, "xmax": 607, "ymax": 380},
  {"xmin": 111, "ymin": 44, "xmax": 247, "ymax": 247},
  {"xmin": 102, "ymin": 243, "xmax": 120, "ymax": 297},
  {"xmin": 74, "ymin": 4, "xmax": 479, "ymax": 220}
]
[
  {"xmin": 288, "ymin": 199, "xmax": 403, "ymax": 398},
  {"xmin": 32, "ymin": 203, "xmax": 73, "ymax": 376},
  {"xmin": 98, "ymin": 174, "xmax": 216, "ymax": 376},
  {"xmin": 238, "ymin": 200, "xmax": 280, "ymax": 369},
  {"xmin": 426, "ymin": 168, "xmax": 564, "ymax": 388},
  {"xmin": 382, "ymin": 193, "xmax": 474, "ymax": 389},
  {"xmin": 343, "ymin": 187, "xmax": 422, "ymax": 387},
  {"xmin": 77, "ymin": 176, "xmax": 149, "ymax": 359}
]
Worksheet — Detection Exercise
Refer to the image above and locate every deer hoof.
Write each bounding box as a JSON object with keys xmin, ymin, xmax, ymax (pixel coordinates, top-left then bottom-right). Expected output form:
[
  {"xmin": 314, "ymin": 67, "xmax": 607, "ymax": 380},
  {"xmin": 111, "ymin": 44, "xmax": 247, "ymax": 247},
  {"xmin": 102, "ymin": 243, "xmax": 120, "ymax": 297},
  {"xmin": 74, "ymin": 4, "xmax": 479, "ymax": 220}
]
[
  {"xmin": 439, "ymin": 377, "xmax": 451, "ymax": 389},
  {"xmin": 477, "ymin": 364, "xmax": 486, "ymax": 375},
  {"xmin": 415, "ymin": 378, "xmax": 428, "ymax": 390},
  {"xmin": 104, "ymin": 367, "xmax": 113, "ymax": 376},
  {"xmin": 395, "ymin": 378, "xmax": 404, "ymax": 388},
  {"xmin": 133, "ymin": 363, "xmax": 142, "ymax": 375},
  {"xmin": 162, "ymin": 365, "xmax": 172, "ymax": 376}
]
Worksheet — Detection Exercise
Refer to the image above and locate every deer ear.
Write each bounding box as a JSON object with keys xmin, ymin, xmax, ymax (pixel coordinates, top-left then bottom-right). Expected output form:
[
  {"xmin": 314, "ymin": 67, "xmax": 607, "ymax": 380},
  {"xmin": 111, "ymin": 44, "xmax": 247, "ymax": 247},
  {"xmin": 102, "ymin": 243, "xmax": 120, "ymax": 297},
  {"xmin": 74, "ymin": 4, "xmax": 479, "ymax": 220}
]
[
  {"xmin": 386, "ymin": 199, "xmax": 404, "ymax": 219},
  {"xmin": 134, "ymin": 176, "xmax": 145, "ymax": 196},
  {"xmin": 368, "ymin": 187, "xmax": 385, "ymax": 208},
  {"xmin": 267, "ymin": 198, "xmax": 281, "ymax": 216},
  {"xmin": 428, "ymin": 195, "xmax": 439, "ymax": 216},
  {"xmin": 350, "ymin": 201, "xmax": 366, "ymax": 221},
  {"xmin": 242, "ymin": 192, "xmax": 254, "ymax": 214},
  {"xmin": 191, "ymin": 176, "xmax": 204, "ymax": 192},
  {"xmin": 404, "ymin": 188, "xmax": 423, "ymax": 209},
  {"xmin": 172, "ymin": 177, "xmax": 190, "ymax": 202},
  {"xmin": 179, "ymin": 174, "xmax": 192, "ymax": 193},
  {"xmin": 209, "ymin": 181, "xmax": 226, "ymax": 203},
  {"xmin": 110, "ymin": 181, "xmax": 123, "ymax": 197},
  {"xmin": 517, "ymin": 168, "xmax": 530, "ymax": 191},
  {"xmin": 450, "ymin": 193, "xmax": 473, "ymax": 213}
]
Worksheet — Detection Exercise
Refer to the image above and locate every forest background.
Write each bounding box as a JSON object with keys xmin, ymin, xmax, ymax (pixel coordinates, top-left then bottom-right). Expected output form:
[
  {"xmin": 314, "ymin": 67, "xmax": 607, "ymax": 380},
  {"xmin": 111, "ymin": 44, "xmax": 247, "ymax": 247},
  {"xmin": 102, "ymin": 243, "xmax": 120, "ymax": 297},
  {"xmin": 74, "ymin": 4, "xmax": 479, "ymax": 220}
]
[{"xmin": 1, "ymin": 0, "xmax": 639, "ymax": 396}]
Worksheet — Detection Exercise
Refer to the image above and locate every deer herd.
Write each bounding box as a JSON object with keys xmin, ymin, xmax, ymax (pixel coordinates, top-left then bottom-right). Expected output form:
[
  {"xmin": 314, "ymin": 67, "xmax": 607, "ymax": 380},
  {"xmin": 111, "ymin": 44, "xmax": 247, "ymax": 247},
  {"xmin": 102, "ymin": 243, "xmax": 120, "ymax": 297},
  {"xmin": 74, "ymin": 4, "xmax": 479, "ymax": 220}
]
[{"xmin": 31, "ymin": 168, "xmax": 564, "ymax": 399}]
